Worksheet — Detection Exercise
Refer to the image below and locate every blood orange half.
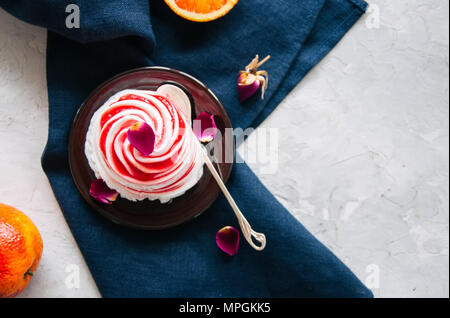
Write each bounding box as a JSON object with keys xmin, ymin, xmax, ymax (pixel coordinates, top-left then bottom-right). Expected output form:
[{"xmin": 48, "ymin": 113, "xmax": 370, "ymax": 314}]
[{"xmin": 164, "ymin": 0, "xmax": 239, "ymax": 22}]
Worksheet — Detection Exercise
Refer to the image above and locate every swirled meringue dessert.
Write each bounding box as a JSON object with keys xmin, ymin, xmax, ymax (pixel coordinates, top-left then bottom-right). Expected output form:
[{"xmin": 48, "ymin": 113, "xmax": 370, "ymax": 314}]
[{"xmin": 85, "ymin": 87, "xmax": 204, "ymax": 203}]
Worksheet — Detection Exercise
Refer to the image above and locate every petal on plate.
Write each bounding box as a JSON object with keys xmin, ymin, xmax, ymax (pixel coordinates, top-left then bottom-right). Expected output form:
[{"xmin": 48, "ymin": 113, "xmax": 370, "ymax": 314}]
[
  {"xmin": 89, "ymin": 179, "xmax": 119, "ymax": 204},
  {"xmin": 193, "ymin": 112, "xmax": 218, "ymax": 143}
]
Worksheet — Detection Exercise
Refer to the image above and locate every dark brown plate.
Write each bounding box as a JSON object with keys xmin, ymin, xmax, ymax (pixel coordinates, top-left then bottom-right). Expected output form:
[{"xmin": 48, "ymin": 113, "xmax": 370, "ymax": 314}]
[{"xmin": 68, "ymin": 67, "xmax": 234, "ymax": 230}]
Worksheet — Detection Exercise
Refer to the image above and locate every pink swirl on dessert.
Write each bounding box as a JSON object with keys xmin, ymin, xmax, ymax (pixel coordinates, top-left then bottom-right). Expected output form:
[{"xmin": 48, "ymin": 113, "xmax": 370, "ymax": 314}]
[{"xmin": 85, "ymin": 89, "xmax": 204, "ymax": 203}]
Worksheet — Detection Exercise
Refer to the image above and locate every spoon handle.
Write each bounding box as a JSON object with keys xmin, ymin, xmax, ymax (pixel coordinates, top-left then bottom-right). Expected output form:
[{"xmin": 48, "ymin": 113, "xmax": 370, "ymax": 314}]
[{"xmin": 201, "ymin": 146, "xmax": 266, "ymax": 251}]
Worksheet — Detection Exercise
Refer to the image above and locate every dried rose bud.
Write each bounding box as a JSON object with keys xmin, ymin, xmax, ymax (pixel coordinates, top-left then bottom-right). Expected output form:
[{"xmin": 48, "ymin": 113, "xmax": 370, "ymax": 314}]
[{"xmin": 237, "ymin": 54, "xmax": 270, "ymax": 102}]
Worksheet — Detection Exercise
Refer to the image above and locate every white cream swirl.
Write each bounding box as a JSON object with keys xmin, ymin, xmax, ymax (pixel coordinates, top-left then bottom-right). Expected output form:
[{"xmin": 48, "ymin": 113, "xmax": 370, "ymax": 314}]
[{"xmin": 85, "ymin": 89, "xmax": 204, "ymax": 203}]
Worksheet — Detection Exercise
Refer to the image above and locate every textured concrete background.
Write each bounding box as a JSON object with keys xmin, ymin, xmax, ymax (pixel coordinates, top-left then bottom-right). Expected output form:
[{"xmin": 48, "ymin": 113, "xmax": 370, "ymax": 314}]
[{"xmin": 0, "ymin": 0, "xmax": 448, "ymax": 298}]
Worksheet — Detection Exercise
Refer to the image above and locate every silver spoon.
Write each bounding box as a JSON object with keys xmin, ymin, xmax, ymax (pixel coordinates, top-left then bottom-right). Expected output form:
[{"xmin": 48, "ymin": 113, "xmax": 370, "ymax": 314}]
[
  {"xmin": 200, "ymin": 146, "xmax": 266, "ymax": 251},
  {"xmin": 157, "ymin": 83, "xmax": 267, "ymax": 251}
]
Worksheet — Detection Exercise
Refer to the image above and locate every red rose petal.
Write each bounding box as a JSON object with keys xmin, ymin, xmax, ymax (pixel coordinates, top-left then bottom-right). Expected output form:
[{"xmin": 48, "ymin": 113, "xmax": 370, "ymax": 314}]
[
  {"xmin": 127, "ymin": 122, "xmax": 156, "ymax": 156},
  {"xmin": 216, "ymin": 226, "xmax": 240, "ymax": 256},
  {"xmin": 89, "ymin": 179, "xmax": 119, "ymax": 204},
  {"xmin": 193, "ymin": 112, "xmax": 218, "ymax": 143}
]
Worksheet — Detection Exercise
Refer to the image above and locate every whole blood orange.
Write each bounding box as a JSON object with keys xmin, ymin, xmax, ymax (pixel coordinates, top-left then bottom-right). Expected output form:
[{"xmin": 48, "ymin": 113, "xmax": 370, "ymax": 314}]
[
  {"xmin": 164, "ymin": 0, "xmax": 239, "ymax": 22},
  {"xmin": 0, "ymin": 203, "xmax": 43, "ymax": 298}
]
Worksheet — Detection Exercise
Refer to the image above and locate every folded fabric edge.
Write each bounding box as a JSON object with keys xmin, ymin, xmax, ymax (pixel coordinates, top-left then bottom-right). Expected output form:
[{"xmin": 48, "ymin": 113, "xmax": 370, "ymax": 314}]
[
  {"xmin": 232, "ymin": 153, "xmax": 374, "ymax": 298},
  {"xmin": 249, "ymin": 0, "xmax": 368, "ymax": 131},
  {"xmin": 0, "ymin": 2, "xmax": 155, "ymax": 47},
  {"xmin": 348, "ymin": 0, "xmax": 369, "ymax": 11},
  {"xmin": 241, "ymin": 0, "xmax": 373, "ymax": 298}
]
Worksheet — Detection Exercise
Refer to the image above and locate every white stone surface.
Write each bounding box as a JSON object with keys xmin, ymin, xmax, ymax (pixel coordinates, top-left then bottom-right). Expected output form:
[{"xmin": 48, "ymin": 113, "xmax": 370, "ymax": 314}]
[
  {"xmin": 0, "ymin": 9, "xmax": 100, "ymax": 298},
  {"xmin": 0, "ymin": 0, "xmax": 448, "ymax": 298}
]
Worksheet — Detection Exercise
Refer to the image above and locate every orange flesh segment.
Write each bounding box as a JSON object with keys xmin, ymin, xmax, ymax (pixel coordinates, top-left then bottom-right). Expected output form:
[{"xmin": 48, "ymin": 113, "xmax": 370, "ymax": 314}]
[
  {"xmin": 165, "ymin": 0, "xmax": 238, "ymax": 22},
  {"xmin": 174, "ymin": 0, "xmax": 229, "ymax": 14}
]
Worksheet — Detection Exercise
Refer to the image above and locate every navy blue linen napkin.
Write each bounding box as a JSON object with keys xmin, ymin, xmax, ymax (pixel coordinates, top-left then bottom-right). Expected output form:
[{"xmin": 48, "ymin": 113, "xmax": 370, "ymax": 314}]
[{"xmin": 0, "ymin": 0, "xmax": 373, "ymax": 297}]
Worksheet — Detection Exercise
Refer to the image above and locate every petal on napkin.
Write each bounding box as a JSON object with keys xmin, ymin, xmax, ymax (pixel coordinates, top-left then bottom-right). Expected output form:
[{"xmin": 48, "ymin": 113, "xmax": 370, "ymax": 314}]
[
  {"xmin": 127, "ymin": 122, "xmax": 155, "ymax": 156},
  {"xmin": 193, "ymin": 112, "xmax": 218, "ymax": 143},
  {"xmin": 89, "ymin": 179, "xmax": 119, "ymax": 204},
  {"xmin": 237, "ymin": 73, "xmax": 260, "ymax": 102},
  {"xmin": 216, "ymin": 226, "xmax": 240, "ymax": 256}
]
